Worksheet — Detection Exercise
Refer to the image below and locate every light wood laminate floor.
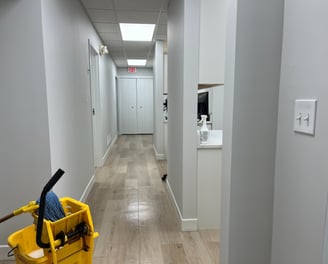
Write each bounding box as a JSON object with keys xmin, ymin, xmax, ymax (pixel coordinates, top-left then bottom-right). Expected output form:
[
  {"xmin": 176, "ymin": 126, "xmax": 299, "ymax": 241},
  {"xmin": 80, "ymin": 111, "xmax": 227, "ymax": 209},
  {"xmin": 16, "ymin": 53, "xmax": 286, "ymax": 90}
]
[
  {"xmin": 89, "ymin": 135, "xmax": 219, "ymax": 264},
  {"xmin": 0, "ymin": 135, "xmax": 219, "ymax": 264}
]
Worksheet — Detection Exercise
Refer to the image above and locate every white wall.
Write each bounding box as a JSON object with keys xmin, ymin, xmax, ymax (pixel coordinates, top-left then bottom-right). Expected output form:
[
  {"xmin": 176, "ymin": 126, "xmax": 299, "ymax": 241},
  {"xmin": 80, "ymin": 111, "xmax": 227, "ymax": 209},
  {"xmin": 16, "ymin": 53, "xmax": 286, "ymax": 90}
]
[
  {"xmin": 199, "ymin": 0, "xmax": 226, "ymax": 84},
  {"xmin": 99, "ymin": 55, "xmax": 118, "ymax": 162},
  {"xmin": 0, "ymin": 0, "xmax": 52, "ymax": 245},
  {"xmin": 164, "ymin": 54, "xmax": 168, "ymax": 94},
  {"xmin": 116, "ymin": 67, "xmax": 153, "ymax": 77},
  {"xmin": 271, "ymin": 1, "xmax": 328, "ymax": 263},
  {"xmin": 167, "ymin": 0, "xmax": 185, "ymax": 217},
  {"xmin": 167, "ymin": 0, "xmax": 200, "ymax": 226},
  {"xmin": 41, "ymin": 0, "xmax": 117, "ymax": 199},
  {"xmin": 0, "ymin": 0, "xmax": 117, "ymax": 250},
  {"xmin": 212, "ymin": 87, "xmax": 224, "ymax": 130},
  {"xmin": 181, "ymin": 0, "xmax": 200, "ymax": 221},
  {"xmin": 221, "ymin": 0, "xmax": 284, "ymax": 263},
  {"xmin": 153, "ymin": 41, "xmax": 165, "ymax": 158}
]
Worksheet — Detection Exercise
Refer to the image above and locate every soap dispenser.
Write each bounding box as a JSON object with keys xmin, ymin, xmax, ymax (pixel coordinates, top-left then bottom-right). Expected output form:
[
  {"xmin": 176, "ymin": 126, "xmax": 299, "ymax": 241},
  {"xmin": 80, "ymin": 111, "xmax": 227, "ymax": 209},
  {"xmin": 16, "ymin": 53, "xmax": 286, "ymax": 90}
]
[{"xmin": 200, "ymin": 115, "xmax": 209, "ymax": 143}]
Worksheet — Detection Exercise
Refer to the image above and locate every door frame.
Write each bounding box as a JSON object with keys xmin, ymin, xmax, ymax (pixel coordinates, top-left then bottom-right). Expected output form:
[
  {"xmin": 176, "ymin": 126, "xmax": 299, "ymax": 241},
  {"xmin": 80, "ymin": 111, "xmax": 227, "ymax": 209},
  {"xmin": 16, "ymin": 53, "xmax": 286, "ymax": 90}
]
[{"xmin": 88, "ymin": 39, "xmax": 101, "ymax": 167}]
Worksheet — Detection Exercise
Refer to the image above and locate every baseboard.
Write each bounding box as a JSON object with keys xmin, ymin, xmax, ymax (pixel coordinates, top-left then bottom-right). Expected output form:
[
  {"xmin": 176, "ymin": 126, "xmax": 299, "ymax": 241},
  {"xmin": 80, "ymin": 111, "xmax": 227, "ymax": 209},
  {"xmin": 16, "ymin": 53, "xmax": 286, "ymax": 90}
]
[
  {"xmin": 100, "ymin": 134, "xmax": 118, "ymax": 166},
  {"xmin": 0, "ymin": 245, "xmax": 14, "ymax": 261},
  {"xmin": 165, "ymin": 180, "xmax": 198, "ymax": 231},
  {"xmin": 153, "ymin": 144, "xmax": 166, "ymax": 160},
  {"xmin": 80, "ymin": 174, "xmax": 95, "ymax": 202}
]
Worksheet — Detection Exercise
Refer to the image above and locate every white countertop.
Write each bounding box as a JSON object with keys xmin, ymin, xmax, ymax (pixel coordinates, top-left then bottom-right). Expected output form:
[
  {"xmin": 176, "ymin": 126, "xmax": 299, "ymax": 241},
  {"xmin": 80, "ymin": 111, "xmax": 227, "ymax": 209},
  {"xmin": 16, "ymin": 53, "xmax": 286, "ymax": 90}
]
[{"xmin": 197, "ymin": 130, "xmax": 223, "ymax": 149}]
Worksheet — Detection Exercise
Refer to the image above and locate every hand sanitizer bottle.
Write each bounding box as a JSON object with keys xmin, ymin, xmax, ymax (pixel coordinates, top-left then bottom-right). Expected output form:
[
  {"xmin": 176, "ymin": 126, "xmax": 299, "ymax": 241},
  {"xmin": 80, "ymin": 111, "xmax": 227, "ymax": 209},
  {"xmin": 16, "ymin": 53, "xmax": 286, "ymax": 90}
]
[{"xmin": 200, "ymin": 115, "xmax": 208, "ymax": 143}]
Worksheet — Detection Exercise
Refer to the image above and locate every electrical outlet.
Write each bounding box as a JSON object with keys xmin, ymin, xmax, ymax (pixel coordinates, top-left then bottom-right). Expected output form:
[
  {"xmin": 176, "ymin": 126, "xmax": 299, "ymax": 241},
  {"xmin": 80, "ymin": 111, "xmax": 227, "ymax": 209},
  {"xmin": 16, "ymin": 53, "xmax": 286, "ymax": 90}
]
[{"xmin": 293, "ymin": 99, "xmax": 317, "ymax": 135}]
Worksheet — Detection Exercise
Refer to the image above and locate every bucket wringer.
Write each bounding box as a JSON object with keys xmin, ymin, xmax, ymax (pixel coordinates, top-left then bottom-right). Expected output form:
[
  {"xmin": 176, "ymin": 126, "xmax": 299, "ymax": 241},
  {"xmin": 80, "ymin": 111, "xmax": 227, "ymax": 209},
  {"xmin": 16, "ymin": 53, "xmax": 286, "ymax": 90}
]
[{"xmin": 1, "ymin": 169, "xmax": 99, "ymax": 264}]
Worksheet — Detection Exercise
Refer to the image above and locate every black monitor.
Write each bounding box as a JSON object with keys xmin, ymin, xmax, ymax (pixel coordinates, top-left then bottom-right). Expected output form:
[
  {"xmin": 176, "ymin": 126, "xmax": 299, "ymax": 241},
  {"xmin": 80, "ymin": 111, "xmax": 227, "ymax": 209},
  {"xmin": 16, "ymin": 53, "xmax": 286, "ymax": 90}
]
[{"xmin": 197, "ymin": 91, "xmax": 210, "ymax": 121}]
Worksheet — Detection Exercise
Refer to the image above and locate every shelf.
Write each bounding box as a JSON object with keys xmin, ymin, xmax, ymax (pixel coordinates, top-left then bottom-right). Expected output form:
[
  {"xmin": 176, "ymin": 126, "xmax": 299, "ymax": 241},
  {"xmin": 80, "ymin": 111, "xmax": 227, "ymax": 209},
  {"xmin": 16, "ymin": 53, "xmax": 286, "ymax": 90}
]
[{"xmin": 198, "ymin": 83, "xmax": 224, "ymax": 90}]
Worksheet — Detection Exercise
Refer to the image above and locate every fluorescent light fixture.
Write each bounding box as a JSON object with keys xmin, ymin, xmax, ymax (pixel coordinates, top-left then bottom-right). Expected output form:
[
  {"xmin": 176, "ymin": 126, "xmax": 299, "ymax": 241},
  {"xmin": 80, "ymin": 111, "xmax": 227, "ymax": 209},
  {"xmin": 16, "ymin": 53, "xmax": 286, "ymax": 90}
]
[
  {"xmin": 120, "ymin": 23, "xmax": 155, "ymax": 41},
  {"xmin": 127, "ymin": 59, "xmax": 147, "ymax": 66}
]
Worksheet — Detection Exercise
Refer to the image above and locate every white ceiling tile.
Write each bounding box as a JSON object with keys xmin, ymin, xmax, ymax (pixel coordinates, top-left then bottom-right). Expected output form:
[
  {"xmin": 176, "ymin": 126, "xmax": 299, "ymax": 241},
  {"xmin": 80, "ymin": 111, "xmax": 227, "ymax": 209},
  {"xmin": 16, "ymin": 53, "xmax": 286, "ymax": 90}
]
[
  {"xmin": 100, "ymin": 32, "xmax": 122, "ymax": 41},
  {"xmin": 114, "ymin": 59, "xmax": 128, "ymax": 67},
  {"xmin": 106, "ymin": 40, "xmax": 124, "ymax": 50},
  {"xmin": 114, "ymin": 0, "xmax": 163, "ymax": 11},
  {"xmin": 81, "ymin": 0, "xmax": 114, "ymax": 9},
  {"xmin": 82, "ymin": 0, "xmax": 167, "ymax": 68},
  {"xmin": 87, "ymin": 9, "xmax": 117, "ymax": 23},
  {"xmin": 110, "ymin": 51, "xmax": 125, "ymax": 58},
  {"xmin": 158, "ymin": 12, "xmax": 167, "ymax": 24},
  {"xmin": 108, "ymin": 46, "xmax": 124, "ymax": 53},
  {"xmin": 156, "ymin": 24, "xmax": 167, "ymax": 35},
  {"xmin": 123, "ymin": 41, "xmax": 152, "ymax": 49},
  {"xmin": 94, "ymin": 23, "xmax": 119, "ymax": 33},
  {"xmin": 148, "ymin": 48, "xmax": 154, "ymax": 57},
  {"xmin": 117, "ymin": 11, "xmax": 159, "ymax": 24},
  {"xmin": 126, "ymin": 50, "xmax": 149, "ymax": 58}
]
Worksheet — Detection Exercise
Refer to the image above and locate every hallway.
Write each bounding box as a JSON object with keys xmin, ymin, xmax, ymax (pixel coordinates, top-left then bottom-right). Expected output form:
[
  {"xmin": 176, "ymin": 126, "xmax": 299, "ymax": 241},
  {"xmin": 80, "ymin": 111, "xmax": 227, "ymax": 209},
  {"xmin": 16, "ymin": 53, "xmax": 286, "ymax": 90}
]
[{"xmin": 88, "ymin": 135, "xmax": 219, "ymax": 263}]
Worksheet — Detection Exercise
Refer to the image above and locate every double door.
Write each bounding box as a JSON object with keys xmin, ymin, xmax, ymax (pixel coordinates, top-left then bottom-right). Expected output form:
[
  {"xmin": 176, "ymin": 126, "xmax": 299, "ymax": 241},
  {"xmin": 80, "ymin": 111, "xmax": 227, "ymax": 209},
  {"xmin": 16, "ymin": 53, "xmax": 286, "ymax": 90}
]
[{"xmin": 118, "ymin": 78, "xmax": 153, "ymax": 134}]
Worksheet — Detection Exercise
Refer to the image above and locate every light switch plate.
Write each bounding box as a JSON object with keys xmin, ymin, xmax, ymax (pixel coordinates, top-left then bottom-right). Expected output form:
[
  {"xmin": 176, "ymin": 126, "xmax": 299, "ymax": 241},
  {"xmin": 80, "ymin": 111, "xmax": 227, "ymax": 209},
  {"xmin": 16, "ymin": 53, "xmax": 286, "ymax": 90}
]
[{"xmin": 293, "ymin": 99, "xmax": 317, "ymax": 135}]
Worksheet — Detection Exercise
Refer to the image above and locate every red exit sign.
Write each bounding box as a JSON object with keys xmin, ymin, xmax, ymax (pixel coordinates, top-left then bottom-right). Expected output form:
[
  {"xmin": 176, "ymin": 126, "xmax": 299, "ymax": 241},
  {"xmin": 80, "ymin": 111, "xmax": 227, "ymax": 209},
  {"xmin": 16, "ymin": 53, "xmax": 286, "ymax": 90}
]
[{"xmin": 128, "ymin": 67, "xmax": 137, "ymax": 73}]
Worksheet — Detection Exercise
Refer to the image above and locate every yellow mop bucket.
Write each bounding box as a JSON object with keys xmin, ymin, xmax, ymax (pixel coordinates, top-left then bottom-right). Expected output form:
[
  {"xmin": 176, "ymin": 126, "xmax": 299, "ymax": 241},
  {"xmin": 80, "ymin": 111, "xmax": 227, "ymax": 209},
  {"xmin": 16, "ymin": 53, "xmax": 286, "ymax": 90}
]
[{"xmin": 4, "ymin": 169, "xmax": 99, "ymax": 264}]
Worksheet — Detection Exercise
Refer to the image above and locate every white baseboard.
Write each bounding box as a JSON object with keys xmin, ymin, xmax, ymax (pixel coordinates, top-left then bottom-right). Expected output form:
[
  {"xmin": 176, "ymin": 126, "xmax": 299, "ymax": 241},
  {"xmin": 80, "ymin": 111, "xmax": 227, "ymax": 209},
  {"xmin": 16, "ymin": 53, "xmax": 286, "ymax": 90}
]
[
  {"xmin": 80, "ymin": 174, "xmax": 95, "ymax": 202},
  {"xmin": 100, "ymin": 134, "xmax": 118, "ymax": 166},
  {"xmin": 153, "ymin": 144, "xmax": 166, "ymax": 160},
  {"xmin": 165, "ymin": 180, "xmax": 198, "ymax": 231},
  {"xmin": 0, "ymin": 245, "xmax": 14, "ymax": 261},
  {"xmin": 81, "ymin": 134, "xmax": 117, "ymax": 202}
]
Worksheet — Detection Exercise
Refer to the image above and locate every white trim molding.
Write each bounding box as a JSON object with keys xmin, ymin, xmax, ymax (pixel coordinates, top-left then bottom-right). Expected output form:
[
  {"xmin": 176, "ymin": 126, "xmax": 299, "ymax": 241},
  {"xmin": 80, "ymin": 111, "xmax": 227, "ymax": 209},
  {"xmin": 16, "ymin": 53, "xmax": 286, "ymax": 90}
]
[
  {"xmin": 0, "ymin": 245, "xmax": 14, "ymax": 261},
  {"xmin": 81, "ymin": 134, "xmax": 118, "ymax": 202},
  {"xmin": 100, "ymin": 134, "xmax": 118, "ymax": 166},
  {"xmin": 80, "ymin": 174, "xmax": 95, "ymax": 202},
  {"xmin": 165, "ymin": 180, "xmax": 198, "ymax": 231},
  {"xmin": 153, "ymin": 144, "xmax": 166, "ymax": 160}
]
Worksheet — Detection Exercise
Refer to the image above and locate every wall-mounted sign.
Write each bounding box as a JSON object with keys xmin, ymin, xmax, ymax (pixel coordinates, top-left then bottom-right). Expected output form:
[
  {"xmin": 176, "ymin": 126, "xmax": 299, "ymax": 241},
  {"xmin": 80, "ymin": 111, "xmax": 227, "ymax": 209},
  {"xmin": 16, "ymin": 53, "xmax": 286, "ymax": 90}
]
[{"xmin": 127, "ymin": 67, "xmax": 137, "ymax": 73}]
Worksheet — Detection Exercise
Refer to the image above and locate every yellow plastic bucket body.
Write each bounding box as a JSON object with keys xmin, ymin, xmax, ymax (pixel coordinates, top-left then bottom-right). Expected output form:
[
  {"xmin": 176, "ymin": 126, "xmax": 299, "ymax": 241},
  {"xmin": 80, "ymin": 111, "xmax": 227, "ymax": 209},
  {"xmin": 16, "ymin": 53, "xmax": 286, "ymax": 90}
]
[{"xmin": 8, "ymin": 197, "xmax": 98, "ymax": 264}]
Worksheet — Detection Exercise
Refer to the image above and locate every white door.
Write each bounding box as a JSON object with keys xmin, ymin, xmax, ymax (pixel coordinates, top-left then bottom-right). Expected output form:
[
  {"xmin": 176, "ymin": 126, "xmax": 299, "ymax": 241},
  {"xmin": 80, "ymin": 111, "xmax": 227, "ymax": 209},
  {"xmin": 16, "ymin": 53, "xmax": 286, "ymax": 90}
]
[
  {"xmin": 137, "ymin": 78, "xmax": 153, "ymax": 134},
  {"xmin": 89, "ymin": 43, "xmax": 101, "ymax": 167},
  {"xmin": 118, "ymin": 78, "xmax": 137, "ymax": 134}
]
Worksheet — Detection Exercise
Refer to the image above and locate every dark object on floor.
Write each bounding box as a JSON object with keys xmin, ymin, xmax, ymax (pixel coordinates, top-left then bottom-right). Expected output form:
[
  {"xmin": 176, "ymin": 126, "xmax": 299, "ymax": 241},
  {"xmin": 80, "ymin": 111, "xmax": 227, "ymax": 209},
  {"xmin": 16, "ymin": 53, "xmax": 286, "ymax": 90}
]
[{"xmin": 161, "ymin": 174, "xmax": 167, "ymax": 181}]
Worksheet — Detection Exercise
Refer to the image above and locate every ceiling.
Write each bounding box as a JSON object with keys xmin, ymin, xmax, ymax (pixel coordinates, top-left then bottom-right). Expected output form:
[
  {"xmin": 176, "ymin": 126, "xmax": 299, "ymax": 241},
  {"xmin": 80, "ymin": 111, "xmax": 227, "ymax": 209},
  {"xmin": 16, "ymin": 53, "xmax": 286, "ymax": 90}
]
[{"xmin": 80, "ymin": 0, "xmax": 169, "ymax": 68}]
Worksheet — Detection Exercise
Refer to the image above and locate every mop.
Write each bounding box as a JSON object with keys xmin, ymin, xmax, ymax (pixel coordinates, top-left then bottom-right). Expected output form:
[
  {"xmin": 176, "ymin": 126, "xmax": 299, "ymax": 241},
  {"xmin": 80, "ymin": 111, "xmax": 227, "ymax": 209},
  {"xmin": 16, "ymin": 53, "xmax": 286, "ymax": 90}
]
[
  {"xmin": 0, "ymin": 169, "xmax": 65, "ymax": 224},
  {"xmin": 36, "ymin": 191, "xmax": 65, "ymax": 221}
]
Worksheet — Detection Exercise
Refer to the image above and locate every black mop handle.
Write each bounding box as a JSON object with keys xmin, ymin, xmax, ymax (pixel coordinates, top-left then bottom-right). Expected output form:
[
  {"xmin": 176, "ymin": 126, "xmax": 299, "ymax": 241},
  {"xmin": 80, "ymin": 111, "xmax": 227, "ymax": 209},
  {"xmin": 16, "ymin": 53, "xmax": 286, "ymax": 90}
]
[{"xmin": 36, "ymin": 168, "xmax": 65, "ymax": 249}]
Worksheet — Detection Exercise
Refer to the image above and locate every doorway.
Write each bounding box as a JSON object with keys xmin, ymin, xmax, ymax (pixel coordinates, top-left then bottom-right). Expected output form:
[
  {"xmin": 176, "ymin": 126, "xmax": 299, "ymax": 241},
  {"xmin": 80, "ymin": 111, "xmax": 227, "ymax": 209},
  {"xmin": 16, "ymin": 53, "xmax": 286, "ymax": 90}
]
[
  {"xmin": 117, "ymin": 77, "xmax": 154, "ymax": 135},
  {"xmin": 88, "ymin": 40, "xmax": 101, "ymax": 167}
]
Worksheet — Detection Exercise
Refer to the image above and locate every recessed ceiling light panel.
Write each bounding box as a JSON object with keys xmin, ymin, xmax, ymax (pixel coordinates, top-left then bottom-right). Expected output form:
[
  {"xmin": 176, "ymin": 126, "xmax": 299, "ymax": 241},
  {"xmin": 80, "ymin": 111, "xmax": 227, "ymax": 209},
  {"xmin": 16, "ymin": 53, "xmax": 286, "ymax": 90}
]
[
  {"xmin": 120, "ymin": 23, "xmax": 155, "ymax": 41},
  {"xmin": 127, "ymin": 59, "xmax": 147, "ymax": 66}
]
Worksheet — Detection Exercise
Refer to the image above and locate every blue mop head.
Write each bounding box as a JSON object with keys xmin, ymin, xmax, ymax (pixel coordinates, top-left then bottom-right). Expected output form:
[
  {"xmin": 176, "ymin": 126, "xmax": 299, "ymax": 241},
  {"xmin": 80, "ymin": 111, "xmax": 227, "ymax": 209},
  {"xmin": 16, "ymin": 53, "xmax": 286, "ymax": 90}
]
[{"xmin": 36, "ymin": 191, "xmax": 65, "ymax": 221}]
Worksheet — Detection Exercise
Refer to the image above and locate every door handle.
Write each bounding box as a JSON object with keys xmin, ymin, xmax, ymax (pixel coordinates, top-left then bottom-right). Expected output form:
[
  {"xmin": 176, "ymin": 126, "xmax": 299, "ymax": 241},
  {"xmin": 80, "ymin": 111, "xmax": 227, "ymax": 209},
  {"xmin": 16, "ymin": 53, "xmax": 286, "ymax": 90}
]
[{"xmin": 131, "ymin": 106, "xmax": 134, "ymax": 109}]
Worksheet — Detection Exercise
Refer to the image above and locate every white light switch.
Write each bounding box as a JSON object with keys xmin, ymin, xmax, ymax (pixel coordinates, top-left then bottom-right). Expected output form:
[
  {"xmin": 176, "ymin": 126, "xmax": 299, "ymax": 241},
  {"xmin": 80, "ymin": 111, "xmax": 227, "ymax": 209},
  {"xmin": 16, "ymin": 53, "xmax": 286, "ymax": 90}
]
[{"xmin": 293, "ymin": 99, "xmax": 317, "ymax": 135}]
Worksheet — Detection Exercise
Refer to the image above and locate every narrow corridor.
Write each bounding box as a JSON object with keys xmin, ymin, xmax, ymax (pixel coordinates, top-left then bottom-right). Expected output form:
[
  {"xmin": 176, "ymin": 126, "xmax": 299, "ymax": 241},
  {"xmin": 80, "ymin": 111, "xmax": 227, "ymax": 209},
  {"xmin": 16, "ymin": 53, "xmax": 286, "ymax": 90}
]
[
  {"xmin": 88, "ymin": 135, "xmax": 219, "ymax": 263},
  {"xmin": 0, "ymin": 135, "xmax": 219, "ymax": 264}
]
